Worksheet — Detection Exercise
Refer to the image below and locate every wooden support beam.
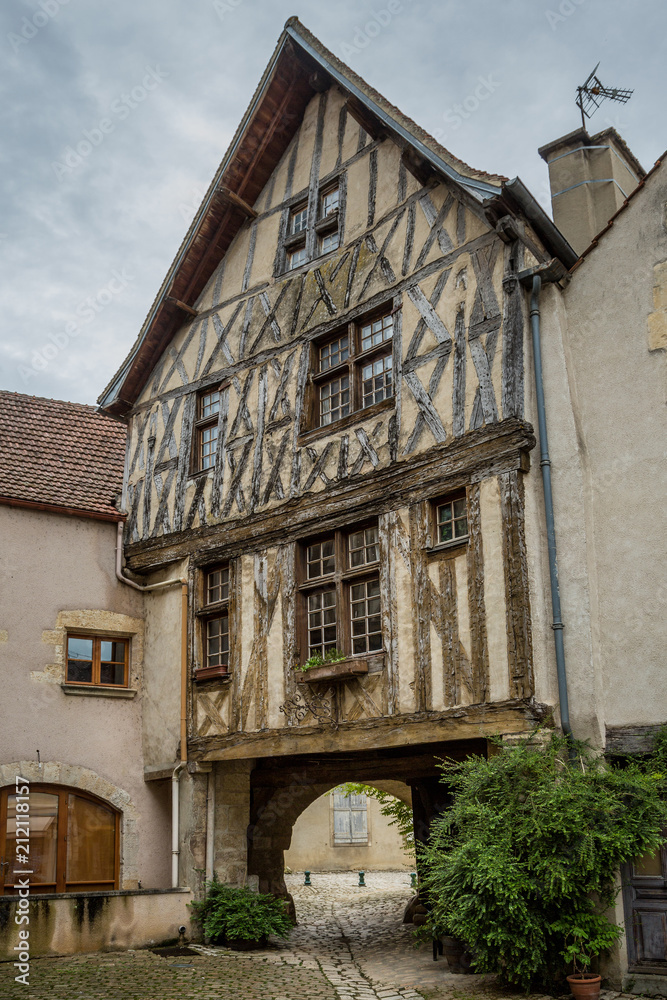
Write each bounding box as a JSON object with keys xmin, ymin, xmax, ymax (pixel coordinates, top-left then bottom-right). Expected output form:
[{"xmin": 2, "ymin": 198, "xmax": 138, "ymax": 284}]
[
  {"xmin": 216, "ymin": 185, "xmax": 258, "ymax": 219},
  {"xmin": 166, "ymin": 295, "xmax": 199, "ymax": 317},
  {"xmin": 345, "ymin": 97, "xmax": 388, "ymax": 142}
]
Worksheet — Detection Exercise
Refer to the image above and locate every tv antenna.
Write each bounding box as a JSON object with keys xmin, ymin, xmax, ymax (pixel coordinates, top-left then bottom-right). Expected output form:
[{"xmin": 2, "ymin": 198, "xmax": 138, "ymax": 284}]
[{"xmin": 576, "ymin": 63, "xmax": 633, "ymax": 130}]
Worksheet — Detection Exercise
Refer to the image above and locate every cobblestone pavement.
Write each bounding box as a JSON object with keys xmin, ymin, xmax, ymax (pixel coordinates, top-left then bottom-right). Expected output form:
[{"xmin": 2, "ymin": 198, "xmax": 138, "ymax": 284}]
[{"xmin": 0, "ymin": 871, "xmax": 639, "ymax": 1000}]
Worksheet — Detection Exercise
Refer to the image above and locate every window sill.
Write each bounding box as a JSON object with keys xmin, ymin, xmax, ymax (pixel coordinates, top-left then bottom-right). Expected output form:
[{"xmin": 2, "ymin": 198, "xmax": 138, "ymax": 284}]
[
  {"xmin": 297, "ymin": 396, "xmax": 394, "ymax": 446},
  {"xmin": 427, "ymin": 536, "xmax": 469, "ymax": 555},
  {"xmin": 61, "ymin": 684, "xmax": 136, "ymax": 699},
  {"xmin": 194, "ymin": 666, "xmax": 232, "ymax": 683},
  {"xmin": 296, "ymin": 652, "xmax": 384, "ymax": 684}
]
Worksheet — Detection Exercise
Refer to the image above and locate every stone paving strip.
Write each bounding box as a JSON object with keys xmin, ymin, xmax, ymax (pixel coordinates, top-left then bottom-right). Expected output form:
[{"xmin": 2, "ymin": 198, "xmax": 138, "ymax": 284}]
[{"xmin": 0, "ymin": 871, "xmax": 642, "ymax": 1000}]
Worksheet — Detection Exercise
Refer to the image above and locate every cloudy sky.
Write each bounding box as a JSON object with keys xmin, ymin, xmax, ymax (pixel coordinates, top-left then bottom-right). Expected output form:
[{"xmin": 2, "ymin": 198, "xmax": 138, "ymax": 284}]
[{"xmin": 1, "ymin": 0, "xmax": 664, "ymax": 406}]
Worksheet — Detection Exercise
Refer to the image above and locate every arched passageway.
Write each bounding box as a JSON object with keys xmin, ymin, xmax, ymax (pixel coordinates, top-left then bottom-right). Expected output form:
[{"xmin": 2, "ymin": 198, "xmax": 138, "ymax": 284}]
[{"xmin": 247, "ymin": 738, "xmax": 486, "ymax": 913}]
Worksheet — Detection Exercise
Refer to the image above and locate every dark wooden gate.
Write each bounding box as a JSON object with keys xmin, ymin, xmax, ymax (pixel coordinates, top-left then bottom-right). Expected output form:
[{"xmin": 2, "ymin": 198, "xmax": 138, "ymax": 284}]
[{"xmin": 623, "ymin": 842, "xmax": 667, "ymax": 971}]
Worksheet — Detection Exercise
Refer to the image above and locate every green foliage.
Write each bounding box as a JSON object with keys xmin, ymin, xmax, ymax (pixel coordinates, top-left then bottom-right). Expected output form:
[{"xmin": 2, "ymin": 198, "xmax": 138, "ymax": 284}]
[
  {"xmin": 297, "ymin": 648, "xmax": 346, "ymax": 672},
  {"xmin": 419, "ymin": 732, "xmax": 667, "ymax": 991},
  {"xmin": 335, "ymin": 782, "xmax": 415, "ymax": 856},
  {"xmin": 188, "ymin": 875, "xmax": 292, "ymax": 944}
]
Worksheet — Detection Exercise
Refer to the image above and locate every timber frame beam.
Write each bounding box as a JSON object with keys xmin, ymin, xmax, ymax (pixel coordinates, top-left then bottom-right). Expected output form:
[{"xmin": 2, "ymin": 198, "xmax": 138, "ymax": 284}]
[
  {"xmin": 190, "ymin": 697, "xmax": 551, "ymax": 762},
  {"xmin": 124, "ymin": 418, "xmax": 535, "ymax": 573}
]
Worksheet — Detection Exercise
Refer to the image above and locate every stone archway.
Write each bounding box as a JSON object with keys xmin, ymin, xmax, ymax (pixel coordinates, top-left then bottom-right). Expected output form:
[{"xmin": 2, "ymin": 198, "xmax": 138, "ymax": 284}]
[{"xmin": 246, "ymin": 738, "xmax": 486, "ymax": 913}]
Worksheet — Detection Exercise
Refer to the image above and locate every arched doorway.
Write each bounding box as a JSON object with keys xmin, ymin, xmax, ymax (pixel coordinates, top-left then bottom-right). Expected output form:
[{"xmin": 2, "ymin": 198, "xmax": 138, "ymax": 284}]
[
  {"xmin": 247, "ymin": 738, "xmax": 485, "ymax": 914},
  {"xmin": 0, "ymin": 783, "xmax": 120, "ymax": 895}
]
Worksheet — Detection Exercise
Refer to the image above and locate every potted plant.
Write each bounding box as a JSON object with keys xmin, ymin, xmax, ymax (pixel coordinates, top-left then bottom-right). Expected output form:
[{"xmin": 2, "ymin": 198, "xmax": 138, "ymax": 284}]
[
  {"xmin": 296, "ymin": 648, "xmax": 369, "ymax": 683},
  {"xmin": 189, "ymin": 875, "xmax": 292, "ymax": 949},
  {"xmin": 419, "ymin": 731, "xmax": 667, "ymax": 992}
]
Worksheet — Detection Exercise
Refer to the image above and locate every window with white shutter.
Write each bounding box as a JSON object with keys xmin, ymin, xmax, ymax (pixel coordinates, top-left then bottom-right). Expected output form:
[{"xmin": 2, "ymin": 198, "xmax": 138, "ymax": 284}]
[{"xmin": 332, "ymin": 788, "xmax": 368, "ymax": 845}]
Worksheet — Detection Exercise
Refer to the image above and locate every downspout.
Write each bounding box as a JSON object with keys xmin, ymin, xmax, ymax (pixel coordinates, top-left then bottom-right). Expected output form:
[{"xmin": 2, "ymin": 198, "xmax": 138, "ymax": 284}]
[
  {"xmin": 529, "ymin": 275, "xmax": 573, "ymax": 746},
  {"xmin": 205, "ymin": 770, "xmax": 215, "ymax": 882},
  {"xmin": 114, "ymin": 520, "xmax": 189, "ymax": 885}
]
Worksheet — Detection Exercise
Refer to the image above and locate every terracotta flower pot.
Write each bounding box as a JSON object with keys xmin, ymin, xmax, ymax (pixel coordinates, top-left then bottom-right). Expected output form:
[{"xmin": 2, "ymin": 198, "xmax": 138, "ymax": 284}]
[
  {"xmin": 567, "ymin": 972, "xmax": 602, "ymax": 1000},
  {"xmin": 441, "ymin": 935, "xmax": 472, "ymax": 973},
  {"xmin": 227, "ymin": 935, "xmax": 268, "ymax": 951}
]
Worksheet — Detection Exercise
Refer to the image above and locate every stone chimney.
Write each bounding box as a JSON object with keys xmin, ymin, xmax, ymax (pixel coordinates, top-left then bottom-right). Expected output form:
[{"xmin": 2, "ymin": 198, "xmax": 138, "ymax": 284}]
[{"xmin": 538, "ymin": 127, "xmax": 645, "ymax": 256}]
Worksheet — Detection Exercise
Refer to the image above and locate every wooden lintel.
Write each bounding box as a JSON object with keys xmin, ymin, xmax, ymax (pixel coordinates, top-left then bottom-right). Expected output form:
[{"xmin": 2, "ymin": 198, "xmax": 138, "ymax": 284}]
[
  {"xmin": 190, "ymin": 699, "xmax": 547, "ymax": 763},
  {"xmin": 216, "ymin": 185, "xmax": 258, "ymax": 219},
  {"xmin": 166, "ymin": 295, "xmax": 199, "ymax": 318}
]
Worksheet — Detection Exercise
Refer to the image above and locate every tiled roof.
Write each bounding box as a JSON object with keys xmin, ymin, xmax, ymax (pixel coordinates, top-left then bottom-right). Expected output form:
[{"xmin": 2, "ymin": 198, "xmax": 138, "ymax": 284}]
[{"xmin": 0, "ymin": 391, "xmax": 126, "ymax": 520}]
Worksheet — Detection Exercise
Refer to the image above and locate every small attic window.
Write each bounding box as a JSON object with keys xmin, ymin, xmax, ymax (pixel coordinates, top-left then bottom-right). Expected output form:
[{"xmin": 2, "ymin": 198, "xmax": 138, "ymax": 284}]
[{"xmin": 279, "ymin": 179, "xmax": 343, "ymax": 275}]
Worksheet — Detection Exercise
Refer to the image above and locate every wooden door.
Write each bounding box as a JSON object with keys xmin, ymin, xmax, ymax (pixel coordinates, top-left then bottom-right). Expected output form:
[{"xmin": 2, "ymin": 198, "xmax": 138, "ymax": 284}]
[{"xmin": 623, "ymin": 841, "xmax": 667, "ymax": 971}]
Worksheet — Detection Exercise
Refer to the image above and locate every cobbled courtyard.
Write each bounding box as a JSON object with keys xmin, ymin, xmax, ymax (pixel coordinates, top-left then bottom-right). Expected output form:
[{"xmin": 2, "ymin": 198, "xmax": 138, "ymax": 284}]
[{"xmin": 0, "ymin": 871, "xmax": 635, "ymax": 1000}]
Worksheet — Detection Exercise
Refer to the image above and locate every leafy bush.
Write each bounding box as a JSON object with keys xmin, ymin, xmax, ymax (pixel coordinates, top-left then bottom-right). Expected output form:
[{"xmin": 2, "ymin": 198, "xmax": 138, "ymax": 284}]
[
  {"xmin": 419, "ymin": 732, "xmax": 667, "ymax": 991},
  {"xmin": 297, "ymin": 648, "xmax": 346, "ymax": 672},
  {"xmin": 189, "ymin": 876, "xmax": 292, "ymax": 944},
  {"xmin": 335, "ymin": 782, "xmax": 415, "ymax": 856}
]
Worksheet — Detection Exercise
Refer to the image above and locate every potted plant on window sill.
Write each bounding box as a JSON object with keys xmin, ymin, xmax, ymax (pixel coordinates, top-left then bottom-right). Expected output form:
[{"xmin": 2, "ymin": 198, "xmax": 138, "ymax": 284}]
[{"xmin": 296, "ymin": 649, "xmax": 368, "ymax": 683}]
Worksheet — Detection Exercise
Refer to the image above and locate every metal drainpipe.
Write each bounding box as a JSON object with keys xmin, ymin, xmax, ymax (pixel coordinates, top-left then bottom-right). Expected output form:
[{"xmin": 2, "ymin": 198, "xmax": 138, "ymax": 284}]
[
  {"xmin": 529, "ymin": 275, "xmax": 574, "ymax": 746},
  {"xmin": 114, "ymin": 521, "xmax": 189, "ymax": 883}
]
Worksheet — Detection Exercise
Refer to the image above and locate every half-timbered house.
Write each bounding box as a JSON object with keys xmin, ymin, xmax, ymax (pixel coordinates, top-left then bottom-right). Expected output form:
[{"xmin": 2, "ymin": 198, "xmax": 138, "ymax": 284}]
[{"xmin": 88, "ymin": 17, "xmax": 666, "ymax": 985}]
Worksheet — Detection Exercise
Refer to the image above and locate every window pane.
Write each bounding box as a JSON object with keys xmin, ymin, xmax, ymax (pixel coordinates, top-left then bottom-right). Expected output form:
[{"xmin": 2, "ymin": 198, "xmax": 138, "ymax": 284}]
[
  {"xmin": 207, "ymin": 614, "xmax": 229, "ymax": 669},
  {"xmin": 100, "ymin": 662, "xmax": 126, "ymax": 685},
  {"xmin": 321, "ymin": 188, "xmax": 339, "ymax": 216},
  {"xmin": 348, "ymin": 576, "xmax": 382, "ymax": 654},
  {"xmin": 319, "ymin": 335, "xmax": 349, "ymax": 372},
  {"xmin": 362, "ymin": 354, "xmax": 392, "ymax": 408},
  {"xmin": 68, "ymin": 637, "xmax": 93, "ymax": 660},
  {"xmin": 67, "ymin": 659, "xmax": 93, "ymax": 683},
  {"xmin": 200, "ymin": 424, "xmax": 218, "ymax": 470},
  {"xmin": 307, "ymin": 540, "xmax": 336, "ymax": 579},
  {"xmin": 349, "ymin": 525, "xmax": 379, "ymax": 567},
  {"xmin": 320, "ymin": 375, "xmax": 350, "ymax": 425},
  {"xmin": 207, "ymin": 566, "xmax": 229, "ymax": 605},
  {"xmin": 360, "ymin": 313, "xmax": 393, "ymax": 352},
  {"xmin": 438, "ymin": 499, "xmax": 468, "ymax": 543},
  {"xmin": 6, "ymin": 792, "xmax": 59, "ymax": 889},
  {"xmin": 289, "ymin": 247, "xmax": 307, "ymax": 269},
  {"xmin": 320, "ymin": 230, "xmax": 339, "ymax": 254},
  {"xmin": 307, "ymin": 590, "xmax": 337, "ymax": 657},
  {"xmin": 201, "ymin": 391, "xmax": 221, "ymax": 419},
  {"xmin": 67, "ymin": 794, "xmax": 116, "ymax": 885},
  {"xmin": 99, "ymin": 640, "xmax": 126, "ymax": 663},
  {"xmin": 291, "ymin": 206, "xmax": 308, "ymax": 234}
]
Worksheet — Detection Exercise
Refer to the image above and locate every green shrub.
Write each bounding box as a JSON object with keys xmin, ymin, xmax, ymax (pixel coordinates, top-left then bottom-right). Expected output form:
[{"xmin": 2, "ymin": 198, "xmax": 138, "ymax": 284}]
[
  {"xmin": 297, "ymin": 648, "xmax": 346, "ymax": 672},
  {"xmin": 419, "ymin": 731, "xmax": 667, "ymax": 991},
  {"xmin": 189, "ymin": 876, "xmax": 292, "ymax": 944}
]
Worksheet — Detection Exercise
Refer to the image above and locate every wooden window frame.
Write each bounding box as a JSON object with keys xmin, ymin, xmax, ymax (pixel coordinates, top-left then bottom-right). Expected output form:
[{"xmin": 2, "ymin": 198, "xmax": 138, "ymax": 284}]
[
  {"xmin": 65, "ymin": 634, "xmax": 129, "ymax": 688},
  {"xmin": 0, "ymin": 784, "xmax": 120, "ymax": 895},
  {"xmin": 303, "ymin": 304, "xmax": 397, "ymax": 435},
  {"xmin": 281, "ymin": 177, "xmax": 343, "ymax": 274},
  {"xmin": 192, "ymin": 384, "xmax": 226, "ymax": 476},
  {"xmin": 195, "ymin": 563, "xmax": 233, "ymax": 682},
  {"xmin": 297, "ymin": 523, "xmax": 382, "ymax": 661},
  {"xmin": 430, "ymin": 490, "xmax": 469, "ymax": 551}
]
